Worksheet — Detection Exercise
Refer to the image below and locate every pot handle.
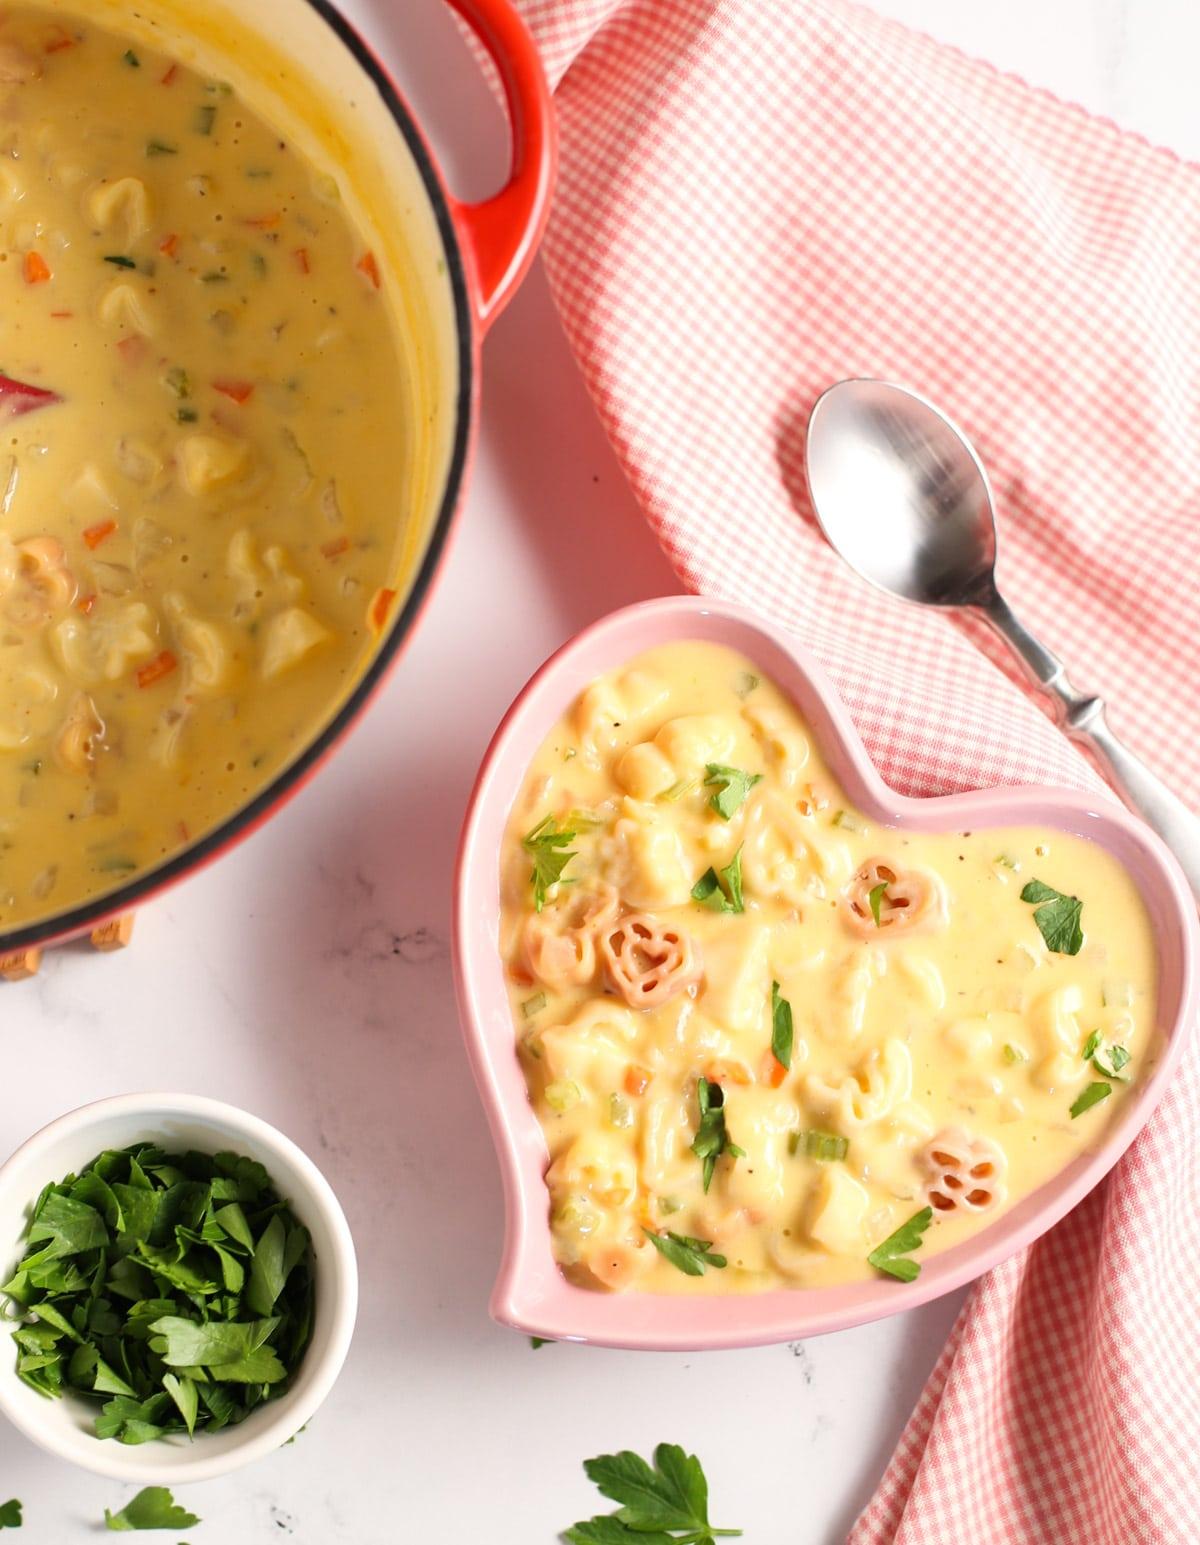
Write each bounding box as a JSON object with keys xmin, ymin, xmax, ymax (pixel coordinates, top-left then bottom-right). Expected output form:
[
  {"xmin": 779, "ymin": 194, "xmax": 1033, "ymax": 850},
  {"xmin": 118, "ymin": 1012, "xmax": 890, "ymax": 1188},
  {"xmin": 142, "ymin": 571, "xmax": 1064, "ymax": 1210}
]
[{"xmin": 444, "ymin": 0, "xmax": 556, "ymax": 332}]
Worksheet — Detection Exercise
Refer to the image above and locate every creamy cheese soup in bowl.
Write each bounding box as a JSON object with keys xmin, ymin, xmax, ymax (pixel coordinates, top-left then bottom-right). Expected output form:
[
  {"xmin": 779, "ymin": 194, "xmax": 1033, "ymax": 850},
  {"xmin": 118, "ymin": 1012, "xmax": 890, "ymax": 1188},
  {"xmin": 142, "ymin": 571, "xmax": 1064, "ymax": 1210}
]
[
  {"xmin": 0, "ymin": 0, "xmax": 553, "ymax": 952},
  {"xmin": 454, "ymin": 597, "xmax": 1199, "ymax": 1350}
]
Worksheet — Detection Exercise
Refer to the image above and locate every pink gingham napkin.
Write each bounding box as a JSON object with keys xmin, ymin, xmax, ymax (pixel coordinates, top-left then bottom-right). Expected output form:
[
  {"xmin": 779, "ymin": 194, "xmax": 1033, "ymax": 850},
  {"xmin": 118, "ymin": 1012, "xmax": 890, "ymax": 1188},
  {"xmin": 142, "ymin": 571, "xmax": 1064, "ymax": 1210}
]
[{"xmin": 503, "ymin": 0, "xmax": 1200, "ymax": 1539}]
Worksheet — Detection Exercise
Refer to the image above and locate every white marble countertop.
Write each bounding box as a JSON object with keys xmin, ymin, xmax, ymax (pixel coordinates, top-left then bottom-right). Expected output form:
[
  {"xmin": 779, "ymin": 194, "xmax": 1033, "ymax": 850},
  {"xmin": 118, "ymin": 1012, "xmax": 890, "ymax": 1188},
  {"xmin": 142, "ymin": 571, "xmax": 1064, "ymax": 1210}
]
[{"xmin": 2, "ymin": 1, "xmax": 1195, "ymax": 1540}]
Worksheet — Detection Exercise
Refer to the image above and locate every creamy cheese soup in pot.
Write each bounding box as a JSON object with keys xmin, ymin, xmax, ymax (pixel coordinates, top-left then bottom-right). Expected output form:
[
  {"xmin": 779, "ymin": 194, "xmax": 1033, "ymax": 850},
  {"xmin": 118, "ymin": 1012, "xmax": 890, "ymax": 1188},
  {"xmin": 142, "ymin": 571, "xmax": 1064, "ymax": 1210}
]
[
  {"xmin": 499, "ymin": 641, "xmax": 1158, "ymax": 1294},
  {"xmin": 0, "ymin": 6, "xmax": 426, "ymax": 930}
]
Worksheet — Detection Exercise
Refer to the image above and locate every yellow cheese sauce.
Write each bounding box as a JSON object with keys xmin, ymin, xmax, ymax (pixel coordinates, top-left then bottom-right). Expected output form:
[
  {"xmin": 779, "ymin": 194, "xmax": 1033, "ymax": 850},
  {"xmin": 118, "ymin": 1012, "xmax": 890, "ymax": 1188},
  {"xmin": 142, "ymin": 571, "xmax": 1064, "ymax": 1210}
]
[
  {"xmin": 499, "ymin": 641, "xmax": 1159, "ymax": 1294},
  {"xmin": 0, "ymin": 6, "xmax": 414, "ymax": 927}
]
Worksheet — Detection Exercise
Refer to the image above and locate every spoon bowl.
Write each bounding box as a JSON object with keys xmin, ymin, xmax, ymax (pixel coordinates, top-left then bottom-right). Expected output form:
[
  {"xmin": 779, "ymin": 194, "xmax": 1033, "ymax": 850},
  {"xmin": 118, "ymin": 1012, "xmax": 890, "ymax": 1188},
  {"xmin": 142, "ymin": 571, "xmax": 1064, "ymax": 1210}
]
[{"xmin": 805, "ymin": 378, "xmax": 997, "ymax": 606}]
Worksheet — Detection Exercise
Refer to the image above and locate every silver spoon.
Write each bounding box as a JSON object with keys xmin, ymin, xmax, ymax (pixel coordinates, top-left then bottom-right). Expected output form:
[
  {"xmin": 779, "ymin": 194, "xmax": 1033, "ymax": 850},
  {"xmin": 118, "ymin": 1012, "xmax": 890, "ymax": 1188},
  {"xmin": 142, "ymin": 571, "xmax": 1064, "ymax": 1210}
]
[{"xmin": 805, "ymin": 377, "xmax": 1200, "ymax": 900}]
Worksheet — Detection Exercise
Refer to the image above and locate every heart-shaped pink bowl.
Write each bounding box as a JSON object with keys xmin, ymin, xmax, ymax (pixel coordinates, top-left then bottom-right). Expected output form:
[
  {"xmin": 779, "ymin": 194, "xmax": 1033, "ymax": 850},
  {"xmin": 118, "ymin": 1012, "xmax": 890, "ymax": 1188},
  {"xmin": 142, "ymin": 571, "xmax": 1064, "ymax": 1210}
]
[{"xmin": 453, "ymin": 596, "xmax": 1199, "ymax": 1350}]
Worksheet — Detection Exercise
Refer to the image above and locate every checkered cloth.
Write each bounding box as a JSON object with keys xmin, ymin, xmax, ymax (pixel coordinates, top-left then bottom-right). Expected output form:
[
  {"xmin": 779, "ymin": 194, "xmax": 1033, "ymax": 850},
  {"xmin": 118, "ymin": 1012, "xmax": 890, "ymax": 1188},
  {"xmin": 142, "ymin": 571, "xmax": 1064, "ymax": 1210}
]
[{"xmin": 503, "ymin": 0, "xmax": 1200, "ymax": 1538}]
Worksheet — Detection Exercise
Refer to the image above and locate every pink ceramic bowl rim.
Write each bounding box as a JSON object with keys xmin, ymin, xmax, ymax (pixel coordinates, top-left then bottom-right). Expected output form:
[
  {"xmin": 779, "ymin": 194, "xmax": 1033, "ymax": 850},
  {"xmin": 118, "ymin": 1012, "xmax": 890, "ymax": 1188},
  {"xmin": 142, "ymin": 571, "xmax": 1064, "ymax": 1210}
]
[{"xmin": 453, "ymin": 595, "xmax": 1199, "ymax": 1351}]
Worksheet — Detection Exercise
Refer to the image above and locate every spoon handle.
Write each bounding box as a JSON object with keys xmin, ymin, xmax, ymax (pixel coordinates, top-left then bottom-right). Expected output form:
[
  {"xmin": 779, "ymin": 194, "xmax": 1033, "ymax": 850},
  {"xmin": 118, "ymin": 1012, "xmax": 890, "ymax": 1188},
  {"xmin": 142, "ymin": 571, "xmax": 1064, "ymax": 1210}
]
[{"xmin": 981, "ymin": 593, "xmax": 1200, "ymax": 902}]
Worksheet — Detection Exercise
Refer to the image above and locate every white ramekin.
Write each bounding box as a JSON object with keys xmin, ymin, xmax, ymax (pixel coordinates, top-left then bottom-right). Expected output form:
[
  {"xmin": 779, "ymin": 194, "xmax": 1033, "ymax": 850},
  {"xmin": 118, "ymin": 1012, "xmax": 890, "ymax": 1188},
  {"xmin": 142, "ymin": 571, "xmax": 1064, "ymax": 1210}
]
[{"xmin": 0, "ymin": 1093, "xmax": 357, "ymax": 1482}]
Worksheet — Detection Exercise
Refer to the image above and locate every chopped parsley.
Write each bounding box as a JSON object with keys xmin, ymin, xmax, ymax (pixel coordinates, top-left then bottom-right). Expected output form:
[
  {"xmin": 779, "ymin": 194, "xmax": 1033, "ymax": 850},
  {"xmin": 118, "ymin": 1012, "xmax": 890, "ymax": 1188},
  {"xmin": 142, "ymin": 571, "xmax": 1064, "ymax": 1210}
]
[
  {"xmin": 2, "ymin": 1145, "xmax": 314, "ymax": 1441},
  {"xmin": 121, "ymin": 48, "xmax": 139, "ymax": 67},
  {"xmin": 703, "ymin": 763, "xmax": 762, "ymax": 821},
  {"xmin": 691, "ymin": 846, "xmax": 744, "ymax": 914},
  {"xmin": 103, "ymin": 255, "xmax": 137, "ymax": 269},
  {"xmin": 1070, "ymin": 1082, "xmax": 1112, "ymax": 1119},
  {"xmin": 145, "ymin": 139, "xmax": 178, "ymax": 157},
  {"xmin": 867, "ymin": 1206, "xmax": 933, "ymax": 1283},
  {"xmin": 1020, "ymin": 878, "xmax": 1083, "ymax": 955},
  {"xmin": 521, "ymin": 814, "xmax": 578, "ymax": 912},
  {"xmin": 690, "ymin": 1077, "xmax": 744, "ymax": 1192},
  {"xmin": 770, "ymin": 980, "xmax": 793, "ymax": 1071},
  {"xmin": 0, "ymin": 1500, "xmax": 20, "ymax": 1529},
  {"xmin": 1082, "ymin": 1029, "xmax": 1131, "ymax": 1080},
  {"xmin": 868, "ymin": 881, "xmax": 888, "ymax": 927},
  {"xmin": 643, "ymin": 1229, "xmax": 727, "ymax": 1277}
]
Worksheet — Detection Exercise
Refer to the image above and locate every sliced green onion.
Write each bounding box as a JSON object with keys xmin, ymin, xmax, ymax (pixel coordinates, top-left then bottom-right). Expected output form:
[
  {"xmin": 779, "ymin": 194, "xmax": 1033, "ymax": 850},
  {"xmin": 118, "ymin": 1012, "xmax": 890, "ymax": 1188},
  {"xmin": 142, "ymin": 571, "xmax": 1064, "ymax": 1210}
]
[
  {"xmin": 1003, "ymin": 1043, "xmax": 1028, "ymax": 1065},
  {"xmin": 563, "ymin": 807, "xmax": 603, "ymax": 831},
  {"xmin": 789, "ymin": 1130, "xmax": 848, "ymax": 1162},
  {"xmin": 193, "ymin": 104, "xmax": 217, "ymax": 135},
  {"xmin": 608, "ymin": 1094, "xmax": 632, "ymax": 1130},
  {"xmin": 1102, "ymin": 980, "xmax": 1133, "ymax": 1009},
  {"xmin": 734, "ymin": 671, "xmax": 759, "ymax": 699},
  {"xmin": 657, "ymin": 1195, "xmax": 682, "ymax": 1216},
  {"xmin": 521, "ymin": 992, "xmax": 547, "ymax": 1019},
  {"xmin": 103, "ymin": 254, "xmax": 136, "ymax": 269},
  {"xmin": 832, "ymin": 809, "xmax": 866, "ymax": 833},
  {"xmin": 146, "ymin": 139, "xmax": 178, "ymax": 156},
  {"xmin": 994, "ymin": 852, "xmax": 1021, "ymax": 870},
  {"xmin": 659, "ymin": 776, "xmax": 699, "ymax": 802},
  {"xmin": 544, "ymin": 1079, "xmax": 581, "ymax": 1114}
]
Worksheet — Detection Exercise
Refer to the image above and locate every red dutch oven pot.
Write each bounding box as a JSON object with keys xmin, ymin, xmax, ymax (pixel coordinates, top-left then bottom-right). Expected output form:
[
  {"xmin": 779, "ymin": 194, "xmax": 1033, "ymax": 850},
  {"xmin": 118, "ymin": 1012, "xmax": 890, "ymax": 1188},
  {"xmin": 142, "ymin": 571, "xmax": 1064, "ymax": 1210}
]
[{"xmin": 0, "ymin": 0, "xmax": 555, "ymax": 957}]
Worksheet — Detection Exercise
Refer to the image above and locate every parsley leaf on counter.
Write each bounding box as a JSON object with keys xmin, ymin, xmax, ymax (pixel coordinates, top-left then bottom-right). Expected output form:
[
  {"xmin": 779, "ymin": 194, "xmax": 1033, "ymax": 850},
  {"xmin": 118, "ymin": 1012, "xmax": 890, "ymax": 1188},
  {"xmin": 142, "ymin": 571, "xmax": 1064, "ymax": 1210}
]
[
  {"xmin": 2, "ymin": 1145, "xmax": 314, "ymax": 1443},
  {"xmin": 703, "ymin": 764, "xmax": 762, "ymax": 821},
  {"xmin": 1070, "ymin": 1082, "xmax": 1112, "ymax": 1119},
  {"xmin": 770, "ymin": 980, "xmax": 793, "ymax": 1071},
  {"xmin": 692, "ymin": 847, "xmax": 744, "ymax": 914},
  {"xmin": 565, "ymin": 1442, "xmax": 742, "ymax": 1542},
  {"xmin": 523, "ymin": 815, "xmax": 578, "ymax": 912},
  {"xmin": 0, "ymin": 1499, "xmax": 21, "ymax": 1528},
  {"xmin": 1020, "ymin": 878, "xmax": 1084, "ymax": 955},
  {"xmin": 690, "ymin": 1078, "xmax": 744, "ymax": 1193},
  {"xmin": 867, "ymin": 1206, "xmax": 934, "ymax": 1283},
  {"xmin": 104, "ymin": 1486, "xmax": 199, "ymax": 1531},
  {"xmin": 643, "ymin": 1229, "xmax": 727, "ymax": 1277}
]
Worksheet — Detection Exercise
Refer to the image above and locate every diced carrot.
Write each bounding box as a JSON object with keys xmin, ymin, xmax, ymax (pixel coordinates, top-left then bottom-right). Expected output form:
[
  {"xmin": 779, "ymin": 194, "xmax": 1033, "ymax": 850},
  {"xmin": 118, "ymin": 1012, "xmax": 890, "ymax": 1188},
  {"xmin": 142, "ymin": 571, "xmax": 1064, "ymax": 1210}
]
[
  {"xmin": 160, "ymin": 63, "xmax": 178, "ymax": 85},
  {"xmin": 136, "ymin": 650, "xmax": 177, "ymax": 689},
  {"xmin": 704, "ymin": 1059, "xmax": 752, "ymax": 1086},
  {"xmin": 762, "ymin": 1052, "xmax": 788, "ymax": 1089},
  {"xmin": 243, "ymin": 212, "xmax": 281, "ymax": 230},
  {"xmin": 116, "ymin": 335, "xmax": 146, "ymax": 365},
  {"xmin": 357, "ymin": 250, "xmax": 381, "ymax": 289},
  {"xmin": 75, "ymin": 593, "xmax": 97, "ymax": 616},
  {"xmin": 213, "ymin": 379, "xmax": 254, "ymax": 404},
  {"xmin": 368, "ymin": 586, "xmax": 396, "ymax": 634},
  {"xmin": 83, "ymin": 519, "xmax": 117, "ymax": 551},
  {"xmin": 293, "ymin": 247, "xmax": 310, "ymax": 274},
  {"xmin": 23, "ymin": 251, "xmax": 50, "ymax": 285},
  {"xmin": 159, "ymin": 232, "xmax": 180, "ymax": 258},
  {"xmin": 49, "ymin": 310, "xmax": 73, "ymax": 319},
  {"xmin": 624, "ymin": 1065, "xmax": 652, "ymax": 1097},
  {"xmin": 320, "ymin": 535, "xmax": 350, "ymax": 560}
]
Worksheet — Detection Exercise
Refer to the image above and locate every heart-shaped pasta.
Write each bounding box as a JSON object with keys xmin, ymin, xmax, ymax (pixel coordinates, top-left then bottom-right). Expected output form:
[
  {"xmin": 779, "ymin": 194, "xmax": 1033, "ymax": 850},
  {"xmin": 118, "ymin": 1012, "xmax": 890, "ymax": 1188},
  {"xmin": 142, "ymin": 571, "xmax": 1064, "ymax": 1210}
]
[
  {"xmin": 521, "ymin": 883, "xmax": 619, "ymax": 990},
  {"xmin": 921, "ymin": 1129, "xmax": 1008, "ymax": 1214},
  {"xmin": 843, "ymin": 857, "xmax": 945, "ymax": 938},
  {"xmin": 600, "ymin": 913, "xmax": 703, "ymax": 1008}
]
